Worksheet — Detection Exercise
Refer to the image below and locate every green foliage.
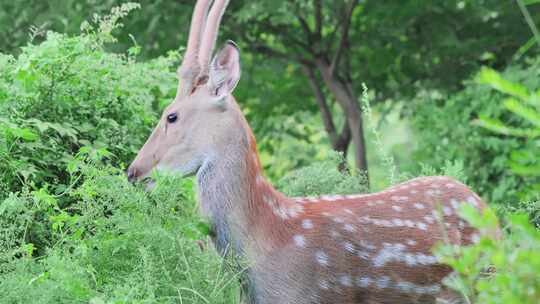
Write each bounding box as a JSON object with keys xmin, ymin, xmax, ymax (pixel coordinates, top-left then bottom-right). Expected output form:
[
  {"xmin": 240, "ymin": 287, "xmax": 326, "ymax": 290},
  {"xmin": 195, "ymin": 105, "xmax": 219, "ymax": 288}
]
[
  {"xmin": 0, "ymin": 7, "xmax": 239, "ymax": 303},
  {"xmin": 277, "ymin": 151, "xmax": 368, "ymax": 197},
  {"xmin": 475, "ymin": 67, "xmax": 540, "ymax": 199},
  {"xmin": 410, "ymin": 58, "xmax": 540, "ymax": 204},
  {"xmin": 436, "ymin": 206, "xmax": 540, "ymax": 304},
  {"xmin": 0, "ymin": 4, "xmax": 178, "ymax": 196},
  {"xmin": 0, "ymin": 161, "xmax": 240, "ymax": 303}
]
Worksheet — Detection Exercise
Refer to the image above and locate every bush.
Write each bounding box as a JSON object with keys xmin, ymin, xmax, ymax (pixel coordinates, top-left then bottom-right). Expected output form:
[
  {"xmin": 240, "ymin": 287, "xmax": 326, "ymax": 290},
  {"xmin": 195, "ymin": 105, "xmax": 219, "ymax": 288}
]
[
  {"xmin": 0, "ymin": 6, "xmax": 240, "ymax": 303},
  {"xmin": 410, "ymin": 57, "xmax": 540, "ymax": 205},
  {"xmin": 436, "ymin": 206, "xmax": 540, "ymax": 304},
  {"xmin": 276, "ymin": 152, "xmax": 368, "ymax": 196},
  {"xmin": 0, "ymin": 160, "xmax": 240, "ymax": 304},
  {"xmin": 0, "ymin": 3, "xmax": 177, "ymax": 197},
  {"xmin": 474, "ymin": 67, "xmax": 540, "ymax": 201}
]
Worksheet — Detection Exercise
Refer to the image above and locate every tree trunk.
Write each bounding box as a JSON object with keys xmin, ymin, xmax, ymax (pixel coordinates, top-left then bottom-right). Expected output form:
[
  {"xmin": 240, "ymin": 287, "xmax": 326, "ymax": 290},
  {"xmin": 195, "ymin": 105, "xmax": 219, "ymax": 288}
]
[
  {"xmin": 302, "ymin": 65, "xmax": 352, "ymax": 171},
  {"xmin": 314, "ymin": 58, "xmax": 369, "ymax": 184}
]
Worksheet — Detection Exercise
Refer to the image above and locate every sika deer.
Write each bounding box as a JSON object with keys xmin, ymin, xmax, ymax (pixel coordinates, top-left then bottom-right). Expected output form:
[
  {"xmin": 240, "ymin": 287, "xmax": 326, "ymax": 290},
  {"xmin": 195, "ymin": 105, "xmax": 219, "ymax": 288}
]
[{"xmin": 127, "ymin": 1, "xmax": 494, "ymax": 303}]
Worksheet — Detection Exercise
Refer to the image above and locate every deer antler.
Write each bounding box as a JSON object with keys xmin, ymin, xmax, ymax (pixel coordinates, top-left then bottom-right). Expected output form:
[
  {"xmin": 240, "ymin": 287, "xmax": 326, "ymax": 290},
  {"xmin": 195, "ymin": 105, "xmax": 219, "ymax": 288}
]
[
  {"xmin": 178, "ymin": 0, "xmax": 230, "ymax": 96},
  {"xmin": 198, "ymin": 0, "xmax": 229, "ymax": 82}
]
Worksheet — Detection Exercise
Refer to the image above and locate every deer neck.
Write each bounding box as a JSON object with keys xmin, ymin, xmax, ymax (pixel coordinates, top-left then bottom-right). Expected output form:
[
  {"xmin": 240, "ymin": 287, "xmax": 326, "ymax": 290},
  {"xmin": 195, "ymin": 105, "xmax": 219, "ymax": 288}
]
[{"xmin": 195, "ymin": 117, "xmax": 294, "ymax": 258}]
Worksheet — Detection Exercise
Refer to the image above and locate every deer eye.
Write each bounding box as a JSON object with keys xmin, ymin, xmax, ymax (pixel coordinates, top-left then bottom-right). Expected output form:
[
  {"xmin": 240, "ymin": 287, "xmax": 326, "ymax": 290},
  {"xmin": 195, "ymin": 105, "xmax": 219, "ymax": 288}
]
[{"xmin": 167, "ymin": 113, "xmax": 178, "ymax": 123}]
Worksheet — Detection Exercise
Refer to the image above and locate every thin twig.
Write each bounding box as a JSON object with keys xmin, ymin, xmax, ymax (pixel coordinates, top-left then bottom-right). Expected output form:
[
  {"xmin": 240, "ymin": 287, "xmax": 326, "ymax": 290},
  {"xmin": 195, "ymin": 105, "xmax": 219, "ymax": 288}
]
[{"xmin": 516, "ymin": 0, "xmax": 540, "ymax": 48}]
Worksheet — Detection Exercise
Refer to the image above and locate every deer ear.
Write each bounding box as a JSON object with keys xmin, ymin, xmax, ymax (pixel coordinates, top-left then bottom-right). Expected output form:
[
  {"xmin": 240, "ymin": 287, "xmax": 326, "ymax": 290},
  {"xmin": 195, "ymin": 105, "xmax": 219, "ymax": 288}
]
[{"xmin": 209, "ymin": 41, "xmax": 241, "ymax": 98}]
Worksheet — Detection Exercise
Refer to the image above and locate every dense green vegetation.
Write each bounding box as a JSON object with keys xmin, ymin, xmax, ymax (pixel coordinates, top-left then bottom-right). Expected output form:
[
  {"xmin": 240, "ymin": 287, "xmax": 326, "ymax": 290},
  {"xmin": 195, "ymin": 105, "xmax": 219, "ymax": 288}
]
[{"xmin": 1, "ymin": 1, "xmax": 539, "ymax": 303}]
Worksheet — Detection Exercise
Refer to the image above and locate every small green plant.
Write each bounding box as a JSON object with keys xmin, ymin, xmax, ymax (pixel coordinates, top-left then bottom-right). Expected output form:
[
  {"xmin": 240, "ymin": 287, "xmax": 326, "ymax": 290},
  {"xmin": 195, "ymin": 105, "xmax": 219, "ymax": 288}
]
[
  {"xmin": 436, "ymin": 206, "xmax": 540, "ymax": 304},
  {"xmin": 361, "ymin": 83, "xmax": 399, "ymax": 187},
  {"xmin": 474, "ymin": 67, "xmax": 540, "ymax": 200},
  {"xmin": 277, "ymin": 151, "xmax": 368, "ymax": 197}
]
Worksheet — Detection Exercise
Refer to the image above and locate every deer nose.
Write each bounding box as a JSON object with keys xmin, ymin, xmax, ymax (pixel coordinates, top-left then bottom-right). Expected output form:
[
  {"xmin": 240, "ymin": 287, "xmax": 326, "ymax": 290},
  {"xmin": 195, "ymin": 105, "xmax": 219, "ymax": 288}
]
[{"xmin": 126, "ymin": 166, "xmax": 139, "ymax": 183}]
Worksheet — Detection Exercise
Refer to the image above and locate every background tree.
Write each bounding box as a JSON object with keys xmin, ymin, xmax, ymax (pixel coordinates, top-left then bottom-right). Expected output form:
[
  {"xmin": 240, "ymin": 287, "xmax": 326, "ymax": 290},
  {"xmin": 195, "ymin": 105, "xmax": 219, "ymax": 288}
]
[{"xmin": 1, "ymin": 0, "xmax": 537, "ymax": 182}]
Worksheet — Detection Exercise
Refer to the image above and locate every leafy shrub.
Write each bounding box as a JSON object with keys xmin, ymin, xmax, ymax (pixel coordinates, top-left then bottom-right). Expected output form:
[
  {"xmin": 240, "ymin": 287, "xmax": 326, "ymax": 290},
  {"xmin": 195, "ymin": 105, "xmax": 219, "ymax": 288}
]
[
  {"xmin": 474, "ymin": 67, "xmax": 540, "ymax": 201},
  {"xmin": 0, "ymin": 160, "xmax": 240, "ymax": 304},
  {"xmin": 410, "ymin": 57, "xmax": 540, "ymax": 205},
  {"xmin": 0, "ymin": 3, "xmax": 177, "ymax": 196},
  {"xmin": 0, "ymin": 6, "xmax": 239, "ymax": 303},
  {"xmin": 276, "ymin": 152, "xmax": 368, "ymax": 196},
  {"xmin": 436, "ymin": 206, "xmax": 540, "ymax": 304}
]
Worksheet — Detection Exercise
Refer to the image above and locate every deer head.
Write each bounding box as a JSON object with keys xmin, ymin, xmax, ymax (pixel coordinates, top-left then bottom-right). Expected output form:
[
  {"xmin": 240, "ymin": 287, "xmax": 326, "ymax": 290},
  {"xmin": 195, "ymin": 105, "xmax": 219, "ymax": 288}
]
[{"xmin": 127, "ymin": 0, "xmax": 241, "ymax": 182}]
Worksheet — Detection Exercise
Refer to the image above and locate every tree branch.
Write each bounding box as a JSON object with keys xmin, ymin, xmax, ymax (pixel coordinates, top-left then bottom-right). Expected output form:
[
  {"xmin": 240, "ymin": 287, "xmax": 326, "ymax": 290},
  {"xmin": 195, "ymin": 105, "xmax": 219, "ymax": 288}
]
[
  {"xmin": 330, "ymin": 0, "xmax": 357, "ymax": 75},
  {"xmin": 302, "ymin": 65, "xmax": 338, "ymax": 145},
  {"xmin": 314, "ymin": 0, "xmax": 322, "ymax": 39},
  {"xmin": 296, "ymin": 15, "xmax": 313, "ymax": 44},
  {"xmin": 336, "ymin": 119, "xmax": 351, "ymax": 152},
  {"xmin": 252, "ymin": 43, "xmax": 314, "ymax": 66}
]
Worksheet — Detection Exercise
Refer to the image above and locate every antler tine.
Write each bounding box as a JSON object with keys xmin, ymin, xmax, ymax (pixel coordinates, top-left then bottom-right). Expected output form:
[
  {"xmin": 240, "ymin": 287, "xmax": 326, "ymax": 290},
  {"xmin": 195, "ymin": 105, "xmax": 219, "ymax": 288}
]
[
  {"xmin": 197, "ymin": 0, "xmax": 230, "ymax": 81},
  {"xmin": 178, "ymin": 0, "xmax": 211, "ymax": 96}
]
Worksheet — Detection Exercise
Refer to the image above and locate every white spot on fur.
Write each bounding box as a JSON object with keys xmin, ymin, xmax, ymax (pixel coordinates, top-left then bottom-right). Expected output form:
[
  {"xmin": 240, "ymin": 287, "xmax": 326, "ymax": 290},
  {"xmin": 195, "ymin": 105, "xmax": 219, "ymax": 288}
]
[
  {"xmin": 344, "ymin": 208, "xmax": 354, "ymax": 215},
  {"xmin": 307, "ymin": 197, "xmax": 319, "ymax": 203},
  {"xmin": 344, "ymin": 242, "xmax": 355, "ymax": 253},
  {"xmin": 319, "ymin": 279, "xmax": 329, "ymax": 290},
  {"xmin": 391, "ymin": 195, "xmax": 408, "ymax": 202},
  {"xmin": 406, "ymin": 239, "xmax": 417, "ymax": 246},
  {"xmin": 404, "ymin": 253, "xmax": 416, "ymax": 266},
  {"xmin": 356, "ymin": 277, "xmax": 371, "ymax": 288},
  {"xmin": 360, "ymin": 240, "xmax": 377, "ymax": 250},
  {"xmin": 425, "ymin": 189, "xmax": 443, "ymax": 197},
  {"xmin": 404, "ymin": 220, "xmax": 415, "ymax": 228},
  {"xmin": 446, "ymin": 183, "xmax": 456, "ymax": 188},
  {"xmin": 287, "ymin": 204, "xmax": 304, "ymax": 218},
  {"xmin": 344, "ymin": 224, "xmax": 356, "ymax": 232},
  {"xmin": 293, "ymin": 234, "xmax": 305, "ymax": 247},
  {"xmin": 315, "ymin": 250, "xmax": 329, "ymax": 266},
  {"xmin": 392, "ymin": 218, "xmax": 404, "ymax": 226},
  {"xmin": 467, "ymin": 195, "xmax": 480, "ymax": 207},
  {"xmin": 358, "ymin": 216, "xmax": 370, "ymax": 224},
  {"xmin": 379, "ymin": 219, "xmax": 394, "ymax": 227},
  {"xmin": 339, "ymin": 275, "xmax": 352, "ymax": 287},
  {"xmin": 376, "ymin": 276, "xmax": 391, "ymax": 289},
  {"xmin": 396, "ymin": 281, "xmax": 414, "ymax": 292},
  {"xmin": 416, "ymin": 222, "xmax": 428, "ymax": 230},
  {"xmin": 410, "ymin": 189, "xmax": 418, "ymax": 194},
  {"xmin": 450, "ymin": 198, "xmax": 460, "ymax": 210},
  {"xmin": 322, "ymin": 195, "xmax": 344, "ymax": 201},
  {"xmin": 333, "ymin": 217, "xmax": 344, "ymax": 223},
  {"xmin": 443, "ymin": 206, "xmax": 453, "ymax": 216},
  {"xmin": 392, "ymin": 205, "xmax": 402, "ymax": 212},
  {"xmin": 373, "ymin": 243, "xmax": 404, "ymax": 267},
  {"xmin": 357, "ymin": 250, "xmax": 370, "ymax": 259},
  {"xmin": 424, "ymin": 215, "xmax": 435, "ymax": 224},
  {"xmin": 414, "ymin": 203, "xmax": 425, "ymax": 209},
  {"xmin": 302, "ymin": 219, "xmax": 313, "ymax": 229}
]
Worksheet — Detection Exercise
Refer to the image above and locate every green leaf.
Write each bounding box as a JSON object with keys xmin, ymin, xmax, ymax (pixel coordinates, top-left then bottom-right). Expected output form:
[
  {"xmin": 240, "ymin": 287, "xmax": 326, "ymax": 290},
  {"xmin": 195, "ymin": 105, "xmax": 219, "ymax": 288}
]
[
  {"xmin": 476, "ymin": 68, "xmax": 529, "ymax": 101},
  {"xmin": 523, "ymin": 0, "xmax": 540, "ymax": 5},
  {"xmin": 504, "ymin": 98, "xmax": 540, "ymax": 128},
  {"xmin": 474, "ymin": 116, "xmax": 540, "ymax": 138},
  {"xmin": 10, "ymin": 127, "xmax": 38, "ymax": 141}
]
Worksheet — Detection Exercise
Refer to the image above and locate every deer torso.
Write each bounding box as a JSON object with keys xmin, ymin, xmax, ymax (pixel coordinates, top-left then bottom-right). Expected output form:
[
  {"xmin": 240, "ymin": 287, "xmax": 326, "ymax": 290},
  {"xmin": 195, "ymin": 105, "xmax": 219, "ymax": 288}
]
[{"xmin": 195, "ymin": 107, "xmax": 484, "ymax": 304}]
